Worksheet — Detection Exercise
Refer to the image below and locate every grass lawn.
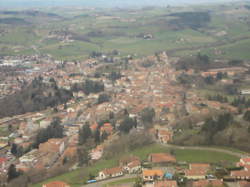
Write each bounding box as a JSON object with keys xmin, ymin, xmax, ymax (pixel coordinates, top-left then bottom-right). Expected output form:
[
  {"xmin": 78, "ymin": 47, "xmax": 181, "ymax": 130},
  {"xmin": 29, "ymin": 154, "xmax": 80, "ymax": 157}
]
[
  {"xmin": 103, "ymin": 177, "xmax": 137, "ymax": 187},
  {"xmin": 174, "ymin": 149, "xmax": 239, "ymax": 163}
]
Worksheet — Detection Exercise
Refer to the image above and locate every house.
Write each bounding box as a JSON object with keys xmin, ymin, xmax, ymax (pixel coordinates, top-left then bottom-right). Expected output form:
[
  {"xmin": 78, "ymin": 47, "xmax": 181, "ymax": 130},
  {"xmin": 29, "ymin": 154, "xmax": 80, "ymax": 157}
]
[
  {"xmin": 237, "ymin": 157, "xmax": 250, "ymax": 167},
  {"xmin": 230, "ymin": 170, "xmax": 250, "ymax": 180},
  {"xmin": 0, "ymin": 157, "xmax": 7, "ymax": 170},
  {"xmin": 185, "ymin": 169, "xmax": 207, "ymax": 180},
  {"xmin": 98, "ymin": 167, "xmax": 123, "ymax": 180},
  {"xmin": 124, "ymin": 160, "xmax": 141, "ymax": 174},
  {"xmin": 154, "ymin": 180, "xmax": 178, "ymax": 187},
  {"xmin": 238, "ymin": 181, "xmax": 250, "ymax": 187},
  {"xmin": 90, "ymin": 145, "xmax": 104, "ymax": 160},
  {"xmin": 192, "ymin": 179, "xmax": 223, "ymax": 187},
  {"xmin": 189, "ymin": 163, "xmax": 210, "ymax": 171},
  {"xmin": 100, "ymin": 123, "xmax": 113, "ymax": 135},
  {"xmin": 148, "ymin": 153, "xmax": 176, "ymax": 164},
  {"xmin": 119, "ymin": 156, "xmax": 140, "ymax": 166},
  {"xmin": 157, "ymin": 130, "xmax": 173, "ymax": 144},
  {"xmin": 143, "ymin": 169, "xmax": 164, "ymax": 182},
  {"xmin": 39, "ymin": 138, "xmax": 65, "ymax": 155},
  {"xmin": 42, "ymin": 181, "xmax": 70, "ymax": 187}
]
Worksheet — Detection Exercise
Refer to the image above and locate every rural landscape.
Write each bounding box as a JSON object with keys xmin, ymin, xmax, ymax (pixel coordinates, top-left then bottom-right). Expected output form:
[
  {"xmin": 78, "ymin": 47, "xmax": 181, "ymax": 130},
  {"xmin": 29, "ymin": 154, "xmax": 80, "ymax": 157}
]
[{"xmin": 1, "ymin": 0, "xmax": 250, "ymax": 187}]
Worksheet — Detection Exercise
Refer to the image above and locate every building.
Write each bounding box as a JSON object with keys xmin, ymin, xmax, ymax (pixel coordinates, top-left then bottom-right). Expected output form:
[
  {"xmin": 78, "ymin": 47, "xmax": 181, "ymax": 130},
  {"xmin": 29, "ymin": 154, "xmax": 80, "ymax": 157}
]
[
  {"xmin": 185, "ymin": 169, "xmax": 207, "ymax": 180},
  {"xmin": 230, "ymin": 170, "xmax": 250, "ymax": 180},
  {"xmin": 154, "ymin": 180, "xmax": 178, "ymax": 187},
  {"xmin": 237, "ymin": 157, "xmax": 250, "ymax": 167},
  {"xmin": 189, "ymin": 163, "xmax": 210, "ymax": 171},
  {"xmin": 143, "ymin": 169, "xmax": 164, "ymax": 182},
  {"xmin": 39, "ymin": 138, "xmax": 65, "ymax": 155},
  {"xmin": 192, "ymin": 179, "xmax": 223, "ymax": 187},
  {"xmin": 148, "ymin": 153, "xmax": 176, "ymax": 164},
  {"xmin": 42, "ymin": 181, "xmax": 70, "ymax": 187},
  {"xmin": 0, "ymin": 157, "xmax": 7, "ymax": 170},
  {"xmin": 157, "ymin": 130, "xmax": 173, "ymax": 144},
  {"xmin": 98, "ymin": 167, "xmax": 124, "ymax": 180},
  {"xmin": 124, "ymin": 160, "xmax": 141, "ymax": 174}
]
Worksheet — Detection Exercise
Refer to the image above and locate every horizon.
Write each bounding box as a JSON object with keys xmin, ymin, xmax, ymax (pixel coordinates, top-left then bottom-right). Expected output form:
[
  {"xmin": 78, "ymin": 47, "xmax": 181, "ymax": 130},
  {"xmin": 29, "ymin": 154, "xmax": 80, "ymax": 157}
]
[{"xmin": 0, "ymin": 0, "xmax": 244, "ymax": 9}]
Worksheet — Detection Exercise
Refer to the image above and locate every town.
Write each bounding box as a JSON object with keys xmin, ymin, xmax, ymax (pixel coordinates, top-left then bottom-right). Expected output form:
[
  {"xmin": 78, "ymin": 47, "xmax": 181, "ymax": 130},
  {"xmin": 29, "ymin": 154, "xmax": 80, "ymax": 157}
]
[{"xmin": 1, "ymin": 48, "xmax": 250, "ymax": 187}]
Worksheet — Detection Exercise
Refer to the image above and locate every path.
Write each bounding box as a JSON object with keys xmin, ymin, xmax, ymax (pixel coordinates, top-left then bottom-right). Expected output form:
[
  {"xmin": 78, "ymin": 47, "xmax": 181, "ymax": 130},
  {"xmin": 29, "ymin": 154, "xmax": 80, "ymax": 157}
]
[{"xmin": 163, "ymin": 144, "xmax": 249, "ymax": 158}]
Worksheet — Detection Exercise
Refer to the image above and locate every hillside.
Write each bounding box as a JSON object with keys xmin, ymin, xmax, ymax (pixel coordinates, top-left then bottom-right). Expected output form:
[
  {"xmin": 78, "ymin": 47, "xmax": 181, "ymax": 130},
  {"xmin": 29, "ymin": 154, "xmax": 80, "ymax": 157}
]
[{"xmin": 0, "ymin": 77, "xmax": 72, "ymax": 118}]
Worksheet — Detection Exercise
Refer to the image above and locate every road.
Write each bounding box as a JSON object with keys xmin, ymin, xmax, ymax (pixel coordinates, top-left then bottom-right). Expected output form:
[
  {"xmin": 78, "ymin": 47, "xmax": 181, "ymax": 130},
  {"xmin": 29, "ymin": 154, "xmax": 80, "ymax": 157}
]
[
  {"xmin": 163, "ymin": 144, "xmax": 249, "ymax": 158},
  {"xmin": 82, "ymin": 174, "xmax": 137, "ymax": 187}
]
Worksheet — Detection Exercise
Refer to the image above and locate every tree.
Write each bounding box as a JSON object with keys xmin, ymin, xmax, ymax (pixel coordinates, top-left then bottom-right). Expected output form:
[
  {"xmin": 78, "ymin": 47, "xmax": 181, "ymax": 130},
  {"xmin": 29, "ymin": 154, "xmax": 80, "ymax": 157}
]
[
  {"xmin": 94, "ymin": 129, "xmax": 100, "ymax": 144},
  {"xmin": 101, "ymin": 131, "xmax": 109, "ymax": 142},
  {"xmin": 11, "ymin": 143, "xmax": 17, "ymax": 156},
  {"xmin": 119, "ymin": 116, "xmax": 137, "ymax": 134},
  {"xmin": 77, "ymin": 147, "xmax": 90, "ymax": 166},
  {"xmin": 97, "ymin": 94, "xmax": 110, "ymax": 104},
  {"xmin": 244, "ymin": 111, "xmax": 250, "ymax": 122},
  {"xmin": 79, "ymin": 123, "xmax": 92, "ymax": 145},
  {"xmin": 34, "ymin": 117, "xmax": 64, "ymax": 148},
  {"xmin": 7, "ymin": 164, "xmax": 21, "ymax": 182},
  {"xmin": 140, "ymin": 107, "xmax": 155, "ymax": 126}
]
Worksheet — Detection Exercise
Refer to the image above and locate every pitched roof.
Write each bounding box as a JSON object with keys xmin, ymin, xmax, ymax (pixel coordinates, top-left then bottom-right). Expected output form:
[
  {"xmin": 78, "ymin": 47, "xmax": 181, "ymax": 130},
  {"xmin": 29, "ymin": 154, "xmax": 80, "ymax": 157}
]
[
  {"xmin": 143, "ymin": 169, "xmax": 164, "ymax": 177},
  {"xmin": 231, "ymin": 170, "xmax": 250, "ymax": 177},
  {"xmin": 120, "ymin": 156, "xmax": 140, "ymax": 166},
  {"xmin": 127, "ymin": 160, "xmax": 141, "ymax": 169},
  {"xmin": 185, "ymin": 169, "xmax": 207, "ymax": 176},
  {"xmin": 0, "ymin": 157, "xmax": 7, "ymax": 164},
  {"xmin": 192, "ymin": 180, "xmax": 223, "ymax": 187},
  {"xmin": 43, "ymin": 181, "xmax": 70, "ymax": 187},
  {"xmin": 190, "ymin": 163, "xmax": 210, "ymax": 170},
  {"xmin": 242, "ymin": 157, "xmax": 250, "ymax": 163},
  {"xmin": 238, "ymin": 181, "xmax": 250, "ymax": 187},
  {"xmin": 102, "ymin": 167, "xmax": 123, "ymax": 176},
  {"xmin": 154, "ymin": 180, "xmax": 177, "ymax": 187},
  {"xmin": 149, "ymin": 153, "xmax": 176, "ymax": 163}
]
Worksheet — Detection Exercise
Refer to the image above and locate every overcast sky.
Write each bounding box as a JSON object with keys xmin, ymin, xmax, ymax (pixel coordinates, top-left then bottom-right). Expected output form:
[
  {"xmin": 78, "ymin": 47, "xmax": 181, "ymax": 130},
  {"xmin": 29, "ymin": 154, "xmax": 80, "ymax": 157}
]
[{"xmin": 0, "ymin": 0, "xmax": 244, "ymax": 8}]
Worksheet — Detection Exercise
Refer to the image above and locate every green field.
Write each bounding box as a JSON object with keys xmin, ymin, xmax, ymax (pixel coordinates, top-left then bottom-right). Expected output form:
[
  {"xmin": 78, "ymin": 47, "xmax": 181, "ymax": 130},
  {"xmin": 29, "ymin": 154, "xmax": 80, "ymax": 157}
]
[
  {"xmin": 1, "ymin": 3, "xmax": 250, "ymax": 60},
  {"xmin": 32, "ymin": 143, "xmax": 239, "ymax": 187},
  {"xmin": 103, "ymin": 177, "xmax": 137, "ymax": 187}
]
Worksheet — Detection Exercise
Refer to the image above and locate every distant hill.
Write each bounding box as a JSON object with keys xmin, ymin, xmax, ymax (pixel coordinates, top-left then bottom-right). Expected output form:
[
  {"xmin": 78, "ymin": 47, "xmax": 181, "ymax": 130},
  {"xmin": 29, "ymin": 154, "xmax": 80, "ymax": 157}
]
[
  {"xmin": 0, "ymin": 0, "xmax": 242, "ymax": 8},
  {"xmin": 0, "ymin": 78, "xmax": 73, "ymax": 118},
  {"xmin": 0, "ymin": 18, "xmax": 30, "ymax": 25}
]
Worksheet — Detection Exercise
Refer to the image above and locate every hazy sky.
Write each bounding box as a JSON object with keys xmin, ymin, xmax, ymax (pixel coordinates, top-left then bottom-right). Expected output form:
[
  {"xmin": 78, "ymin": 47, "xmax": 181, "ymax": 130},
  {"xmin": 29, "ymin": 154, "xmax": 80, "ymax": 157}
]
[{"xmin": 0, "ymin": 0, "xmax": 243, "ymax": 8}]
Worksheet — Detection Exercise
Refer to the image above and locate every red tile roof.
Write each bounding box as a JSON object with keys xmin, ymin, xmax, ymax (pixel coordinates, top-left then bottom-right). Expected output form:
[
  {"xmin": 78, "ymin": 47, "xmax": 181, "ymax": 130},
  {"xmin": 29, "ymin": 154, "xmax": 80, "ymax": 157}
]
[
  {"xmin": 192, "ymin": 180, "xmax": 223, "ymax": 187},
  {"xmin": 190, "ymin": 163, "xmax": 210, "ymax": 171},
  {"xmin": 239, "ymin": 181, "xmax": 250, "ymax": 187},
  {"xmin": 143, "ymin": 169, "xmax": 164, "ymax": 177},
  {"xmin": 231, "ymin": 170, "xmax": 250, "ymax": 177},
  {"xmin": 0, "ymin": 157, "xmax": 7, "ymax": 164},
  {"xmin": 102, "ymin": 167, "xmax": 123, "ymax": 176},
  {"xmin": 149, "ymin": 153, "xmax": 176, "ymax": 163},
  {"xmin": 185, "ymin": 169, "xmax": 207, "ymax": 176},
  {"xmin": 154, "ymin": 180, "xmax": 177, "ymax": 187}
]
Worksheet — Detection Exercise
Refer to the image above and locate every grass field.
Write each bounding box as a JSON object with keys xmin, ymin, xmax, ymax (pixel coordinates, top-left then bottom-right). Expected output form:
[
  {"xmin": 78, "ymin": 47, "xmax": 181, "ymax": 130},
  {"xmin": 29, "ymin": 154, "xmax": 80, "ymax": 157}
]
[
  {"xmin": 1, "ymin": 4, "xmax": 250, "ymax": 60},
  {"xmin": 32, "ymin": 143, "xmax": 239, "ymax": 187},
  {"xmin": 103, "ymin": 177, "xmax": 137, "ymax": 187}
]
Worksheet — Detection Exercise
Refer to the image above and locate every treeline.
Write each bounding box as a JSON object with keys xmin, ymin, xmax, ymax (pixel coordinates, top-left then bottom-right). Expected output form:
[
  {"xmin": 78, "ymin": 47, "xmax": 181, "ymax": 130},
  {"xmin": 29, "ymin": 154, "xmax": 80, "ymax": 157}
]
[
  {"xmin": 232, "ymin": 96, "xmax": 250, "ymax": 108},
  {"xmin": 71, "ymin": 79, "xmax": 104, "ymax": 95},
  {"xmin": 0, "ymin": 77, "xmax": 72, "ymax": 118},
  {"xmin": 175, "ymin": 53, "xmax": 211, "ymax": 71},
  {"xmin": 168, "ymin": 11, "xmax": 211, "ymax": 30},
  {"xmin": 207, "ymin": 94, "xmax": 228, "ymax": 103}
]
